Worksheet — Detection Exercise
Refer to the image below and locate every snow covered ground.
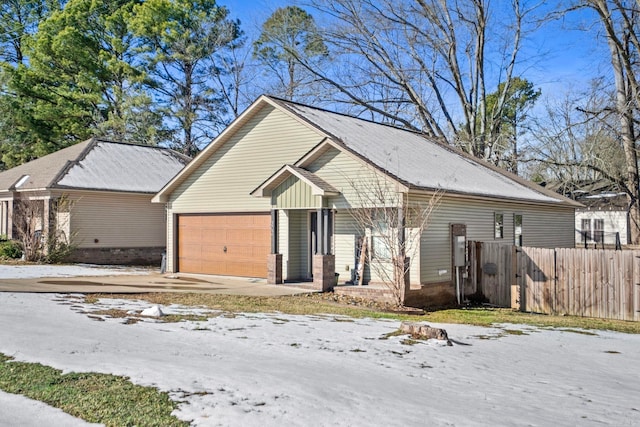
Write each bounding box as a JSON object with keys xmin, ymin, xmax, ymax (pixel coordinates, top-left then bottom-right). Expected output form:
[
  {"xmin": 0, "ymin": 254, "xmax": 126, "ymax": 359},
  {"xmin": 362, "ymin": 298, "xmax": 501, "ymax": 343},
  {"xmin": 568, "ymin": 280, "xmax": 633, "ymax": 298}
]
[
  {"xmin": 0, "ymin": 292, "xmax": 639, "ymax": 426},
  {"xmin": 0, "ymin": 264, "xmax": 150, "ymax": 279},
  {"xmin": 0, "ymin": 266, "xmax": 640, "ymax": 427}
]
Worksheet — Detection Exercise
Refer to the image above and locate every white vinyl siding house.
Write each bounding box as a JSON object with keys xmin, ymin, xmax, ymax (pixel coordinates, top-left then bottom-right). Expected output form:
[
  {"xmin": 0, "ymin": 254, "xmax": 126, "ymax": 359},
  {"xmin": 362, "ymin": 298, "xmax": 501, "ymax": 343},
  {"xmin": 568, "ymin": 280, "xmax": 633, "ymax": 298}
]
[{"xmin": 575, "ymin": 209, "xmax": 627, "ymax": 246}]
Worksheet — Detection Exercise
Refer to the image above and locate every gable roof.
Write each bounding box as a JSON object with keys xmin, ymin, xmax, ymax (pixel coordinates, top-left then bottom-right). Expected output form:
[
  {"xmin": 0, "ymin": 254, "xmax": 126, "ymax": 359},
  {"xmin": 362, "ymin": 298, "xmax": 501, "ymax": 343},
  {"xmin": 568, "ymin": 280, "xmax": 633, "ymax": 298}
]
[
  {"xmin": 154, "ymin": 95, "xmax": 579, "ymax": 207},
  {"xmin": 251, "ymin": 164, "xmax": 340, "ymax": 197},
  {"xmin": 0, "ymin": 138, "xmax": 190, "ymax": 194},
  {"xmin": 270, "ymin": 98, "xmax": 580, "ymax": 207}
]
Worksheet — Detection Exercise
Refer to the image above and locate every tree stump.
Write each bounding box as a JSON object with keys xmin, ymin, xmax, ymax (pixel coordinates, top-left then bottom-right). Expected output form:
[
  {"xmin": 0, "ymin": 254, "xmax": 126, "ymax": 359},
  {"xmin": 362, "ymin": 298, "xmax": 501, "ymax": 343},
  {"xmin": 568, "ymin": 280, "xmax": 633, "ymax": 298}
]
[{"xmin": 400, "ymin": 322, "xmax": 452, "ymax": 346}]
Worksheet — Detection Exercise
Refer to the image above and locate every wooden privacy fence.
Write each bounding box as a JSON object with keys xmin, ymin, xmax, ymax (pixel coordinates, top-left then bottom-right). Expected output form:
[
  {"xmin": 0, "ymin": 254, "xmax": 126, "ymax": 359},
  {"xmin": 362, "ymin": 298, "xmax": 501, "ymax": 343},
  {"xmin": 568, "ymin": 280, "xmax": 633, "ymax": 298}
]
[{"xmin": 469, "ymin": 241, "xmax": 640, "ymax": 322}]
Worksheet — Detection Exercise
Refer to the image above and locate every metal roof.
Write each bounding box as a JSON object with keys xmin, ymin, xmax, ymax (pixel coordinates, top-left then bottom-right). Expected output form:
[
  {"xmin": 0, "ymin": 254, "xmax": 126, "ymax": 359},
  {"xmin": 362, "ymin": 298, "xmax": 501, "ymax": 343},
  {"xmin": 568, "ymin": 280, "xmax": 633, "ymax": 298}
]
[
  {"xmin": 0, "ymin": 139, "xmax": 189, "ymax": 194},
  {"xmin": 274, "ymin": 99, "xmax": 572, "ymax": 205}
]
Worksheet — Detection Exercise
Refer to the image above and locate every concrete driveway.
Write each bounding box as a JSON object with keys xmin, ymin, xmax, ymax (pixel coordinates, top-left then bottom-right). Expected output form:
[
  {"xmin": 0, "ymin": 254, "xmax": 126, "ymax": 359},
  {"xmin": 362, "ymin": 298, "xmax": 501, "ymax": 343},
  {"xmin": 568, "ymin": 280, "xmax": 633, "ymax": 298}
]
[{"xmin": 0, "ymin": 265, "xmax": 314, "ymax": 296}]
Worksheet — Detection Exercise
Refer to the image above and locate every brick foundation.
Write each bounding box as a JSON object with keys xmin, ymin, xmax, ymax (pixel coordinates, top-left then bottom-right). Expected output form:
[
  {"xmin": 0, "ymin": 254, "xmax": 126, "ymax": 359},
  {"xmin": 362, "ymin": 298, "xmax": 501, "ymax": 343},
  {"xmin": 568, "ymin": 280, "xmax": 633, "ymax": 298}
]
[
  {"xmin": 67, "ymin": 247, "xmax": 165, "ymax": 266},
  {"xmin": 335, "ymin": 279, "xmax": 476, "ymax": 309},
  {"xmin": 405, "ymin": 280, "xmax": 475, "ymax": 309},
  {"xmin": 334, "ymin": 285, "xmax": 396, "ymax": 303}
]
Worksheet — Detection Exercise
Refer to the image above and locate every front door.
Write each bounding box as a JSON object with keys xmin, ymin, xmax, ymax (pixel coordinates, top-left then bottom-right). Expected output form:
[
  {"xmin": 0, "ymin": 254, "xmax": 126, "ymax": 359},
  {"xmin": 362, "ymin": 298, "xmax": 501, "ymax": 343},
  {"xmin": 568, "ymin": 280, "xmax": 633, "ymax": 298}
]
[{"xmin": 308, "ymin": 210, "xmax": 333, "ymax": 277}]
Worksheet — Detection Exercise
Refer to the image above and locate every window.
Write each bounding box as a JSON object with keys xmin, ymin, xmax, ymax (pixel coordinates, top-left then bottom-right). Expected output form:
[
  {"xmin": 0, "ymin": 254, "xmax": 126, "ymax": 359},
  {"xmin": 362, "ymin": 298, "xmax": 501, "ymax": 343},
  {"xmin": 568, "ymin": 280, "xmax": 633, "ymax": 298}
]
[
  {"xmin": 0, "ymin": 201, "xmax": 8, "ymax": 237},
  {"xmin": 581, "ymin": 219, "xmax": 591, "ymax": 243},
  {"xmin": 514, "ymin": 214, "xmax": 523, "ymax": 246},
  {"xmin": 593, "ymin": 219, "xmax": 604, "ymax": 243},
  {"xmin": 494, "ymin": 213, "xmax": 504, "ymax": 239},
  {"xmin": 371, "ymin": 217, "xmax": 391, "ymax": 260}
]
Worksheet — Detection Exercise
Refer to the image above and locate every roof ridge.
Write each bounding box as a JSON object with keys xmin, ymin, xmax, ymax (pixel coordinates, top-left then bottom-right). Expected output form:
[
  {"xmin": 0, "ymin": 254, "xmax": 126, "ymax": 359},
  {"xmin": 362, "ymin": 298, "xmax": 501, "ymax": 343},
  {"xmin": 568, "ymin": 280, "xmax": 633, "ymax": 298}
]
[
  {"xmin": 49, "ymin": 138, "xmax": 98, "ymax": 187},
  {"xmin": 266, "ymin": 95, "xmax": 433, "ymax": 138}
]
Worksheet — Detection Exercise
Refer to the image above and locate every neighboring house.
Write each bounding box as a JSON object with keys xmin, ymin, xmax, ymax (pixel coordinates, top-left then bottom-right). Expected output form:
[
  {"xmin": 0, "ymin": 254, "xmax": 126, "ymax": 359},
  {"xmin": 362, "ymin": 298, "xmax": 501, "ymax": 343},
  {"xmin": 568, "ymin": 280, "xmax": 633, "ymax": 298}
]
[
  {"xmin": 574, "ymin": 192, "xmax": 628, "ymax": 247},
  {"xmin": 0, "ymin": 138, "xmax": 189, "ymax": 264},
  {"xmin": 153, "ymin": 96, "xmax": 580, "ymax": 306}
]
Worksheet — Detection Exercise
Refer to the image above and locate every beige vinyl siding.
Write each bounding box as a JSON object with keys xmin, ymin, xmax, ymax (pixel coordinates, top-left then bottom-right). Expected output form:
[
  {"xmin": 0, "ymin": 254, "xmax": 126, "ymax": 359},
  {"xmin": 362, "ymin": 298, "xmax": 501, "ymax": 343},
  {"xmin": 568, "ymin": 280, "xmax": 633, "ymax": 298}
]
[
  {"xmin": 286, "ymin": 209, "xmax": 309, "ymax": 280},
  {"xmin": 333, "ymin": 211, "xmax": 363, "ymax": 283},
  {"xmin": 169, "ymin": 105, "xmax": 323, "ymax": 212},
  {"xmin": 414, "ymin": 194, "xmax": 575, "ymax": 283},
  {"xmin": 272, "ymin": 176, "xmax": 322, "ymax": 209},
  {"xmin": 68, "ymin": 191, "xmax": 166, "ymax": 248},
  {"xmin": 309, "ymin": 149, "xmax": 404, "ymax": 284},
  {"xmin": 167, "ymin": 211, "xmax": 175, "ymax": 271},
  {"xmin": 308, "ymin": 147, "xmax": 398, "ymax": 210},
  {"xmin": 278, "ymin": 210, "xmax": 289, "ymax": 279},
  {"xmin": 332, "ymin": 211, "xmax": 420, "ymax": 285},
  {"xmin": 165, "ymin": 105, "xmax": 323, "ymax": 269}
]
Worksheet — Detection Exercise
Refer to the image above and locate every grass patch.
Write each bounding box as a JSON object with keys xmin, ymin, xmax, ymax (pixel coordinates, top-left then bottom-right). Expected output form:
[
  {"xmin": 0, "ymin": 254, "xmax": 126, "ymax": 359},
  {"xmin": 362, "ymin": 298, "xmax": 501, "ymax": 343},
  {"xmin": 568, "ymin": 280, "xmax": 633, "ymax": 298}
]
[
  {"xmin": 86, "ymin": 307, "xmax": 212, "ymax": 324},
  {"xmin": 503, "ymin": 329, "xmax": 528, "ymax": 336},
  {"xmin": 424, "ymin": 307, "xmax": 640, "ymax": 334},
  {"xmin": 83, "ymin": 293, "xmax": 640, "ymax": 334},
  {"xmin": 0, "ymin": 353, "xmax": 187, "ymax": 426},
  {"xmin": 555, "ymin": 328, "xmax": 599, "ymax": 336}
]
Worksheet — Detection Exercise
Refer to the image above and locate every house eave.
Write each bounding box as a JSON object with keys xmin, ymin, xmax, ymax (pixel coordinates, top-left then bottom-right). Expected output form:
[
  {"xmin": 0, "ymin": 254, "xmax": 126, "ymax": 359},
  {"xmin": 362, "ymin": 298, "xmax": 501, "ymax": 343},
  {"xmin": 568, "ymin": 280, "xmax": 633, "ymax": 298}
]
[{"xmin": 408, "ymin": 187, "xmax": 583, "ymax": 208}]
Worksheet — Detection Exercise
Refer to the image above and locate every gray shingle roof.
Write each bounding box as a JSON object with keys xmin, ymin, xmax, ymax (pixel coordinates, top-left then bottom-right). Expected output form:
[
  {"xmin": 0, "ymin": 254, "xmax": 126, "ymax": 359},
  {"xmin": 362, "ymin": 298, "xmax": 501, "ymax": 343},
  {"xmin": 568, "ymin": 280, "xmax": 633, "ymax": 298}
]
[
  {"xmin": 288, "ymin": 165, "xmax": 339, "ymax": 194},
  {"xmin": 0, "ymin": 139, "xmax": 189, "ymax": 194},
  {"xmin": 273, "ymin": 98, "xmax": 571, "ymax": 205}
]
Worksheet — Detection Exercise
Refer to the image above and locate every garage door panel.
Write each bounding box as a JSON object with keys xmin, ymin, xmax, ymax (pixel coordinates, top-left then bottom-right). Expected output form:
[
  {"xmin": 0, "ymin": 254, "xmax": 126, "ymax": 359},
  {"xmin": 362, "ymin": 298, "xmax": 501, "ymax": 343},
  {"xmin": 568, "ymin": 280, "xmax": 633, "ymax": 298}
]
[
  {"xmin": 202, "ymin": 230, "xmax": 226, "ymax": 241},
  {"xmin": 177, "ymin": 213, "xmax": 270, "ymax": 278},
  {"xmin": 202, "ymin": 260, "xmax": 226, "ymax": 275},
  {"xmin": 177, "ymin": 257, "xmax": 201, "ymax": 273}
]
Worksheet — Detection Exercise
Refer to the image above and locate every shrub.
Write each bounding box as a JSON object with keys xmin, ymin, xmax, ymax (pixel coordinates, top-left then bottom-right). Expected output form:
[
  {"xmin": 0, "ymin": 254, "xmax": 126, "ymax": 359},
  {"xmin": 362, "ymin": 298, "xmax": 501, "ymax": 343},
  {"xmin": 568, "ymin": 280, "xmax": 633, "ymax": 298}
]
[
  {"xmin": 0, "ymin": 240, "xmax": 23, "ymax": 259},
  {"xmin": 44, "ymin": 232, "xmax": 75, "ymax": 264}
]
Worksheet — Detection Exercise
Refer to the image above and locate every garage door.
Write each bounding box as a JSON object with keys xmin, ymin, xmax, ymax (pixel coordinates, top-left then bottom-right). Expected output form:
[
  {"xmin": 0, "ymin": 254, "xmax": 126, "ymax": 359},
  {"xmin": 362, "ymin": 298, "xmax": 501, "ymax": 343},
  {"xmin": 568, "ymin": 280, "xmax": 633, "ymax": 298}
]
[{"xmin": 177, "ymin": 213, "xmax": 271, "ymax": 278}]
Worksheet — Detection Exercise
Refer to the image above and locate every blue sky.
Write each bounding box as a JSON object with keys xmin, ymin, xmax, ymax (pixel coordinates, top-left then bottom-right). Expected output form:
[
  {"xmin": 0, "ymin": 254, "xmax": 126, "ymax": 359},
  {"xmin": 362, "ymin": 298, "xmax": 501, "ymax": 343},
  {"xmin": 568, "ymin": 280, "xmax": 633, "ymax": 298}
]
[{"xmin": 220, "ymin": 0, "xmax": 610, "ymax": 101}]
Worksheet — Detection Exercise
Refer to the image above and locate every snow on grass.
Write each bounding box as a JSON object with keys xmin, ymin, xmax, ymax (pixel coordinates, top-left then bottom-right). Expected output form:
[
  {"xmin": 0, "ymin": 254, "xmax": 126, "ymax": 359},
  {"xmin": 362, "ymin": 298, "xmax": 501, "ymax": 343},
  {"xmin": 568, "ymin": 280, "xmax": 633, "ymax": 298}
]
[
  {"xmin": 0, "ymin": 292, "xmax": 639, "ymax": 426},
  {"xmin": 0, "ymin": 264, "xmax": 151, "ymax": 279},
  {"xmin": 0, "ymin": 390, "xmax": 102, "ymax": 427}
]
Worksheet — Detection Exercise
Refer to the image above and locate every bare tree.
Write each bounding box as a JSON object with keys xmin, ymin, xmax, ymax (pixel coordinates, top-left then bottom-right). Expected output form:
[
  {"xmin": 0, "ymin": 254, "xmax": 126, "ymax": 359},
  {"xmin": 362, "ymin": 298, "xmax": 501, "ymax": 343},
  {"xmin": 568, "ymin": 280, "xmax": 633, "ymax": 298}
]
[
  {"xmin": 13, "ymin": 195, "xmax": 75, "ymax": 262},
  {"xmin": 568, "ymin": 0, "xmax": 640, "ymax": 243},
  {"xmin": 296, "ymin": 0, "xmax": 543, "ymax": 163},
  {"xmin": 527, "ymin": 84, "xmax": 626, "ymax": 195},
  {"xmin": 348, "ymin": 169, "xmax": 440, "ymax": 307},
  {"xmin": 13, "ymin": 198, "xmax": 45, "ymax": 261}
]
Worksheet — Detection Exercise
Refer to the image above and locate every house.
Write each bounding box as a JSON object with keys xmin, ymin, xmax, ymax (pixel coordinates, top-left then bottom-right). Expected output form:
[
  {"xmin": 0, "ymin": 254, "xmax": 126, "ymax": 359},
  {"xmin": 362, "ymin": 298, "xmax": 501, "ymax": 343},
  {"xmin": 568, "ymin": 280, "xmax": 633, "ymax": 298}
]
[
  {"xmin": 574, "ymin": 191, "xmax": 628, "ymax": 247},
  {"xmin": 153, "ymin": 96, "xmax": 580, "ymax": 306},
  {"xmin": 538, "ymin": 179, "xmax": 628, "ymax": 248},
  {"xmin": 0, "ymin": 138, "xmax": 189, "ymax": 264}
]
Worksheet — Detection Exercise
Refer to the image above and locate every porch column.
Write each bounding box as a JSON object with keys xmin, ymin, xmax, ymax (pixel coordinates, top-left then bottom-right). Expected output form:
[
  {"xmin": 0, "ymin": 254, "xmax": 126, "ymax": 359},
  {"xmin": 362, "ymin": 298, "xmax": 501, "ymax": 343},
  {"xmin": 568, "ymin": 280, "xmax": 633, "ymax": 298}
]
[
  {"xmin": 267, "ymin": 209, "xmax": 283, "ymax": 285},
  {"xmin": 314, "ymin": 207, "xmax": 335, "ymax": 292},
  {"xmin": 270, "ymin": 209, "xmax": 278, "ymax": 254},
  {"xmin": 42, "ymin": 198, "xmax": 51, "ymax": 254},
  {"xmin": 323, "ymin": 208, "xmax": 330, "ymax": 255},
  {"xmin": 316, "ymin": 208, "xmax": 324, "ymax": 255}
]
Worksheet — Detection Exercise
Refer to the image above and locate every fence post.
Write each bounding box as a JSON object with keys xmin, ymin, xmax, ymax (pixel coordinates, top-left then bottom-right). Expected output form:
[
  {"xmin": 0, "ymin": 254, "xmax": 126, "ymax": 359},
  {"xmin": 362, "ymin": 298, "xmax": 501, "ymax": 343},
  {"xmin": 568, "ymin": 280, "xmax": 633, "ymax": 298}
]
[
  {"xmin": 510, "ymin": 245, "xmax": 520, "ymax": 310},
  {"xmin": 552, "ymin": 249, "xmax": 558, "ymax": 315},
  {"xmin": 476, "ymin": 241, "xmax": 483, "ymax": 298}
]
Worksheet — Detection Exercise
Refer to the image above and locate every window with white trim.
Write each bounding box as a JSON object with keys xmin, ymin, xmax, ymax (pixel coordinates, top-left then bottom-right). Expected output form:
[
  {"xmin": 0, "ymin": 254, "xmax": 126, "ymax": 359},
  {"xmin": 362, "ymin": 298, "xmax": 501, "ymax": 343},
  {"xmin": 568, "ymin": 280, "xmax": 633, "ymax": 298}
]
[
  {"xmin": 514, "ymin": 214, "xmax": 523, "ymax": 246},
  {"xmin": 494, "ymin": 213, "xmax": 504, "ymax": 239}
]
